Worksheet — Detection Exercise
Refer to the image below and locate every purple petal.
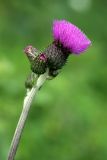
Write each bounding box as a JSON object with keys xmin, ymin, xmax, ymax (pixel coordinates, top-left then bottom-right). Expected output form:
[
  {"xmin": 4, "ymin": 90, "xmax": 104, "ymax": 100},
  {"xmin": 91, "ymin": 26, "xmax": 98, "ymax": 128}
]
[{"xmin": 53, "ymin": 20, "xmax": 91, "ymax": 54}]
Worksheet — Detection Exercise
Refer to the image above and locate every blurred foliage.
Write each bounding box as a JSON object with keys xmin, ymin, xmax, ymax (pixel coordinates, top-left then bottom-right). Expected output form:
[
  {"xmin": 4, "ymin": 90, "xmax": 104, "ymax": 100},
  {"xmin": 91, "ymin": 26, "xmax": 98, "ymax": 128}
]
[{"xmin": 0, "ymin": 0, "xmax": 107, "ymax": 160}]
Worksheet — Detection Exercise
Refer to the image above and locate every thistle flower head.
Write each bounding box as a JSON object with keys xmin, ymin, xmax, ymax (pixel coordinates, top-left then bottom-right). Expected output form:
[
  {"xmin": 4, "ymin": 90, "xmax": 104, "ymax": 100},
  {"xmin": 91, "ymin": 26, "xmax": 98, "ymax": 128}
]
[
  {"xmin": 24, "ymin": 20, "xmax": 92, "ymax": 77},
  {"xmin": 53, "ymin": 20, "xmax": 91, "ymax": 54}
]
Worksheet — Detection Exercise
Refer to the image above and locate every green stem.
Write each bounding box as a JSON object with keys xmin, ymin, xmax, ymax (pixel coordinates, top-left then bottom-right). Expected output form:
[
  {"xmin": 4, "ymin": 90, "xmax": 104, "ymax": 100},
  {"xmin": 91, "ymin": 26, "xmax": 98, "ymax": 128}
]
[{"xmin": 8, "ymin": 72, "xmax": 48, "ymax": 160}]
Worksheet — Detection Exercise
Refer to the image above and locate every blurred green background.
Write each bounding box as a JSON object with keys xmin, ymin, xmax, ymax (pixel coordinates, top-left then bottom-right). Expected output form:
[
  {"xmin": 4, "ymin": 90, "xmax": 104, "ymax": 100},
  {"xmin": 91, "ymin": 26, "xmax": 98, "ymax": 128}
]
[{"xmin": 0, "ymin": 0, "xmax": 107, "ymax": 159}]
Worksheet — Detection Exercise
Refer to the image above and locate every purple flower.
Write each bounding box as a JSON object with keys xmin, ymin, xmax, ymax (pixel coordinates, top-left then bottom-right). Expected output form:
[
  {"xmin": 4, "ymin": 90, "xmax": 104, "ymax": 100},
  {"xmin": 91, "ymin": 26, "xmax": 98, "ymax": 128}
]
[
  {"xmin": 24, "ymin": 20, "xmax": 92, "ymax": 76},
  {"xmin": 53, "ymin": 20, "xmax": 91, "ymax": 54}
]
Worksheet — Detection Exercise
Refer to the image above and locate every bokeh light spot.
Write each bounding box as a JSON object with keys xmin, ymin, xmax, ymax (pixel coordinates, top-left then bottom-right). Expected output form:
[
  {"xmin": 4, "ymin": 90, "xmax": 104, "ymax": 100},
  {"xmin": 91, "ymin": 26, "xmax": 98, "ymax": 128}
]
[{"xmin": 68, "ymin": 0, "xmax": 92, "ymax": 12}]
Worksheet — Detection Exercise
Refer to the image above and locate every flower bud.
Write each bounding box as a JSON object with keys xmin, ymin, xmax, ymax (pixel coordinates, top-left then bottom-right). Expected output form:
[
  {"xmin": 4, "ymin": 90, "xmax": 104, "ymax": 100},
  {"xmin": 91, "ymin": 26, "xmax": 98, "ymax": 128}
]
[
  {"xmin": 24, "ymin": 45, "xmax": 39, "ymax": 62},
  {"xmin": 31, "ymin": 53, "xmax": 47, "ymax": 75}
]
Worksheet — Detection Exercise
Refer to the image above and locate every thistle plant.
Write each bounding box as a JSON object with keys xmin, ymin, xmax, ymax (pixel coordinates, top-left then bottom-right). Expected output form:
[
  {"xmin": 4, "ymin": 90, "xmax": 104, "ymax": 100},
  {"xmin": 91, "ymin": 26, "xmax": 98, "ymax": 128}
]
[{"xmin": 8, "ymin": 19, "xmax": 91, "ymax": 160}]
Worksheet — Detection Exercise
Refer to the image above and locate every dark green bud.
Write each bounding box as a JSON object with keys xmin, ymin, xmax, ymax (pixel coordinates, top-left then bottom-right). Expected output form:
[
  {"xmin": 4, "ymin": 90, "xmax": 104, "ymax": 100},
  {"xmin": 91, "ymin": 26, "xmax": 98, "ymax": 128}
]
[{"xmin": 31, "ymin": 53, "xmax": 47, "ymax": 75}]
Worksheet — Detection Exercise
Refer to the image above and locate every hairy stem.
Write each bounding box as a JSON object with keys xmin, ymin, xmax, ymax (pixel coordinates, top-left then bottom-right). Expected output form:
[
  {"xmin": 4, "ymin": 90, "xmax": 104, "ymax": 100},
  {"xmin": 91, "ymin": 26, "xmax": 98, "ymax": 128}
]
[{"xmin": 8, "ymin": 72, "xmax": 48, "ymax": 160}]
